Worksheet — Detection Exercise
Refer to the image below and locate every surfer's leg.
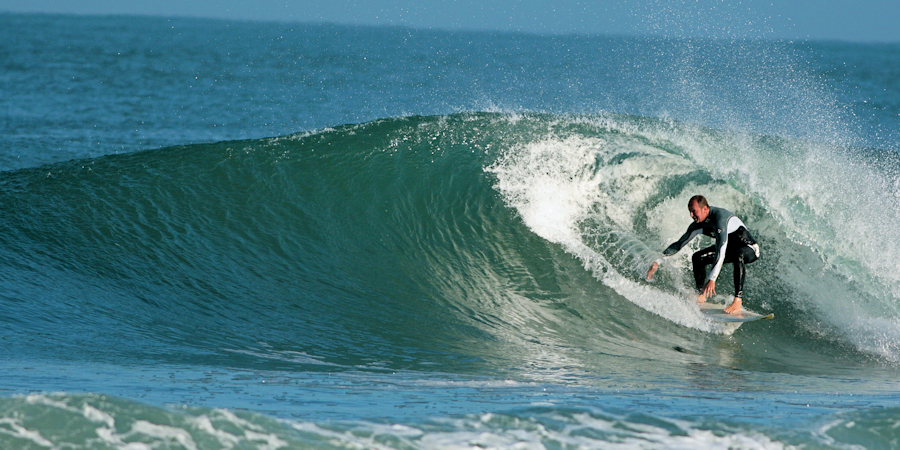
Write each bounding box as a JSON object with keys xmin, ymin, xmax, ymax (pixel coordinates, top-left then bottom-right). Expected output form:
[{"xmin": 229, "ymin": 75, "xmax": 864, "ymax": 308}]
[
  {"xmin": 733, "ymin": 257, "xmax": 746, "ymax": 299},
  {"xmin": 731, "ymin": 245, "xmax": 758, "ymax": 298},
  {"xmin": 724, "ymin": 246, "xmax": 757, "ymax": 314},
  {"xmin": 691, "ymin": 246, "xmax": 717, "ymax": 292}
]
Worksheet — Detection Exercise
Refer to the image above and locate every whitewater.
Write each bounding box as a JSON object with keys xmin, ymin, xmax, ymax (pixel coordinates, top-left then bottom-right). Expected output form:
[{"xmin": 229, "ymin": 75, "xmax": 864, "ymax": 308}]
[{"xmin": 1, "ymin": 12, "xmax": 900, "ymax": 449}]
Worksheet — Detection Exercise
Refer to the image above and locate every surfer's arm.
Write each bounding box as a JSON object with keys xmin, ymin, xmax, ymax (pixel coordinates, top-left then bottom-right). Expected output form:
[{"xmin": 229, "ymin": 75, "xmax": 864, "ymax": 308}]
[
  {"xmin": 707, "ymin": 215, "xmax": 742, "ymax": 282},
  {"xmin": 648, "ymin": 226, "xmax": 702, "ymax": 281},
  {"xmin": 662, "ymin": 226, "xmax": 702, "ymax": 256},
  {"xmin": 647, "ymin": 225, "xmax": 702, "ymax": 281},
  {"xmin": 706, "ymin": 234, "xmax": 728, "ymax": 282},
  {"xmin": 700, "ymin": 279, "xmax": 716, "ymax": 298},
  {"xmin": 646, "ymin": 261, "xmax": 660, "ymax": 281}
]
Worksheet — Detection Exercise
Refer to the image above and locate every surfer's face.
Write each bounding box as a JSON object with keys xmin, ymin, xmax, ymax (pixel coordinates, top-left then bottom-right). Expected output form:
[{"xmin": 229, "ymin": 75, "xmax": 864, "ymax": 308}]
[{"xmin": 689, "ymin": 201, "xmax": 709, "ymax": 223}]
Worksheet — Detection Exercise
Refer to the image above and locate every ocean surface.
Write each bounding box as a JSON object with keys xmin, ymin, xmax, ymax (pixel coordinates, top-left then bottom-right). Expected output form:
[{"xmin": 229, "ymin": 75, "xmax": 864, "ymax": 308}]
[{"xmin": 2, "ymin": 12, "xmax": 900, "ymax": 449}]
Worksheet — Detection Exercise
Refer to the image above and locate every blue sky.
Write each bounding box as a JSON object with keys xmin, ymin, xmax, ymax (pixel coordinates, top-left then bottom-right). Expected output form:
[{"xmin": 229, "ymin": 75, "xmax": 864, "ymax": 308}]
[{"xmin": 2, "ymin": 0, "xmax": 898, "ymax": 43}]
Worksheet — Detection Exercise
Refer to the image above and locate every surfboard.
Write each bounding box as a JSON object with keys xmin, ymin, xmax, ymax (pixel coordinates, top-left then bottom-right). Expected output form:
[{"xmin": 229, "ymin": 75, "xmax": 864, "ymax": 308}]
[{"xmin": 699, "ymin": 302, "xmax": 774, "ymax": 323}]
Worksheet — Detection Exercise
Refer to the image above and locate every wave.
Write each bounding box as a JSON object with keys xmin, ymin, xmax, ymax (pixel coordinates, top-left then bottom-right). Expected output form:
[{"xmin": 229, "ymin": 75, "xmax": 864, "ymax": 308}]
[{"xmin": 1, "ymin": 112, "xmax": 899, "ymax": 381}]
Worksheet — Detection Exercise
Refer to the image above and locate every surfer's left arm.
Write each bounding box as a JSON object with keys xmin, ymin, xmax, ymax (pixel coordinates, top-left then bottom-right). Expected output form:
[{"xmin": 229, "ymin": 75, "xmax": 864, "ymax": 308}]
[
  {"xmin": 700, "ymin": 279, "xmax": 716, "ymax": 298},
  {"xmin": 705, "ymin": 215, "xmax": 739, "ymax": 287}
]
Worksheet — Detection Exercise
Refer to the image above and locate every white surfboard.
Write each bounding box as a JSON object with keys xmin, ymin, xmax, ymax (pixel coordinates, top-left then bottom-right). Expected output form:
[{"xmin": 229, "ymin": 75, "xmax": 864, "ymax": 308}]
[{"xmin": 700, "ymin": 302, "xmax": 774, "ymax": 323}]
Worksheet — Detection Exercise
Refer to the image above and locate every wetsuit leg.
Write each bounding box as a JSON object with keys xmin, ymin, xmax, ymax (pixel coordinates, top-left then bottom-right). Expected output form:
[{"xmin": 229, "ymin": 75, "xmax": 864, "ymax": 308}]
[
  {"xmin": 693, "ymin": 240, "xmax": 758, "ymax": 296},
  {"xmin": 730, "ymin": 245, "xmax": 758, "ymax": 298},
  {"xmin": 691, "ymin": 245, "xmax": 718, "ymax": 292}
]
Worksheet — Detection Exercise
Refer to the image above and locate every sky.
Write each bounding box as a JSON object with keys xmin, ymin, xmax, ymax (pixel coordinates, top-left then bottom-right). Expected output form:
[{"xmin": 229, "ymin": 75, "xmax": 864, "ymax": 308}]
[{"xmin": 1, "ymin": 0, "xmax": 899, "ymax": 43}]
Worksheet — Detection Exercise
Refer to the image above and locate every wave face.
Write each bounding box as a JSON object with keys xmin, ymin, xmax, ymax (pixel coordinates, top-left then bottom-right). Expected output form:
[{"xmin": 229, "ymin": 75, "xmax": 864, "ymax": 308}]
[{"xmin": 3, "ymin": 112, "xmax": 899, "ymax": 386}]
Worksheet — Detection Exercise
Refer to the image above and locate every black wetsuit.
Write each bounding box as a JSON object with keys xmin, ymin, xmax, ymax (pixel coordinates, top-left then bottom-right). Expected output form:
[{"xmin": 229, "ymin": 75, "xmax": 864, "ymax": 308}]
[{"xmin": 663, "ymin": 206, "xmax": 759, "ymax": 298}]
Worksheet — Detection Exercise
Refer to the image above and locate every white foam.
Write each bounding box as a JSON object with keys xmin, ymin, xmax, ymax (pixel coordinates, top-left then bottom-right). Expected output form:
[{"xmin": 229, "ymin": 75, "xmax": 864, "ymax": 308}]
[
  {"xmin": 289, "ymin": 410, "xmax": 792, "ymax": 449},
  {"xmin": 0, "ymin": 417, "xmax": 55, "ymax": 448},
  {"xmin": 129, "ymin": 421, "xmax": 198, "ymax": 450},
  {"xmin": 83, "ymin": 403, "xmax": 115, "ymax": 428}
]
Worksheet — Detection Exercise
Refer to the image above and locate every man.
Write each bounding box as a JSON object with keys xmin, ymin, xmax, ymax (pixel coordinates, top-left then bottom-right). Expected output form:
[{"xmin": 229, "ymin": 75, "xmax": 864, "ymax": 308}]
[{"xmin": 646, "ymin": 195, "xmax": 760, "ymax": 314}]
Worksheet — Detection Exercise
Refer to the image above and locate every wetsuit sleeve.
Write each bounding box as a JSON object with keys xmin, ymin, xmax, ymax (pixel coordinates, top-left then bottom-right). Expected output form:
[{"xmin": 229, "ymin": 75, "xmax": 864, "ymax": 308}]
[
  {"xmin": 706, "ymin": 214, "xmax": 737, "ymax": 282},
  {"xmin": 662, "ymin": 223, "xmax": 702, "ymax": 256}
]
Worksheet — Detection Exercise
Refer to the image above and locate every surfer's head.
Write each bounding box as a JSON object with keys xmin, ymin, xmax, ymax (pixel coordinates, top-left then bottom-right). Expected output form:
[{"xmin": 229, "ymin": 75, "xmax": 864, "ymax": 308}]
[{"xmin": 688, "ymin": 195, "xmax": 710, "ymax": 223}]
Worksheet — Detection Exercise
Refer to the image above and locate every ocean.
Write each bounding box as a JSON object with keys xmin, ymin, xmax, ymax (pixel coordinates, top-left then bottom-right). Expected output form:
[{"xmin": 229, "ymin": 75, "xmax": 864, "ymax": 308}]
[{"xmin": 2, "ymin": 12, "xmax": 900, "ymax": 449}]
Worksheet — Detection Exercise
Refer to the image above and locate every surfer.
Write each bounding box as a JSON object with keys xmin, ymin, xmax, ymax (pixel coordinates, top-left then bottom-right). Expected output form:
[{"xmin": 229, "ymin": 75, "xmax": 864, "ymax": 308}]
[{"xmin": 646, "ymin": 195, "xmax": 760, "ymax": 314}]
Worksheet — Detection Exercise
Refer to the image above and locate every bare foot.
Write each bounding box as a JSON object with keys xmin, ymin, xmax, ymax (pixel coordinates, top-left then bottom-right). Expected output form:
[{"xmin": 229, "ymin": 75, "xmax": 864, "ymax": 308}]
[
  {"xmin": 646, "ymin": 262, "xmax": 659, "ymax": 281},
  {"xmin": 723, "ymin": 297, "xmax": 742, "ymax": 314},
  {"xmin": 696, "ymin": 294, "xmax": 706, "ymax": 304}
]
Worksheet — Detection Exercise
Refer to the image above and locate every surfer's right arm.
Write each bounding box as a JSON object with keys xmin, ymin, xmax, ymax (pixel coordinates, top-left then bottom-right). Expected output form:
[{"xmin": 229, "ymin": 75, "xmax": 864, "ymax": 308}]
[
  {"xmin": 663, "ymin": 225, "xmax": 703, "ymax": 256},
  {"xmin": 646, "ymin": 261, "xmax": 659, "ymax": 280},
  {"xmin": 647, "ymin": 225, "xmax": 702, "ymax": 281}
]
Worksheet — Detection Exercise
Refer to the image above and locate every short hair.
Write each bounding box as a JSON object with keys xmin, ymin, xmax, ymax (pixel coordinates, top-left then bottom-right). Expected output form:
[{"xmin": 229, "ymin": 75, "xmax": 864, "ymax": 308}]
[{"xmin": 689, "ymin": 195, "xmax": 708, "ymax": 208}]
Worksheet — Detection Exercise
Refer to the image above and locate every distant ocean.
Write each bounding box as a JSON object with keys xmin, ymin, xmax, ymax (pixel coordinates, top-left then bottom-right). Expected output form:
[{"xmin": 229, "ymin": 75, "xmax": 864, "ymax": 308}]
[{"xmin": 2, "ymin": 12, "xmax": 900, "ymax": 449}]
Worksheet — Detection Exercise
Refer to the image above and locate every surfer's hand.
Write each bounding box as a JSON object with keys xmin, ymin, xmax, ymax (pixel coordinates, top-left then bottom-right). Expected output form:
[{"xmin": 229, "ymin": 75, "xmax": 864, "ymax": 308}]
[
  {"xmin": 646, "ymin": 262, "xmax": 659, "ymax": 281},
  {"xmin": 700, "ymin": 280, "xmax": 716, "ymax": 299}
]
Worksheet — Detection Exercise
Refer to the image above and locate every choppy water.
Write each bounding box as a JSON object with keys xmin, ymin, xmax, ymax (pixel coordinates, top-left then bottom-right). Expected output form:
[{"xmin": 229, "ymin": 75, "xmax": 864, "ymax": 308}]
[{"xmin": 2, "ymin": 12, "xmax": 900, "ymax": 449}]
